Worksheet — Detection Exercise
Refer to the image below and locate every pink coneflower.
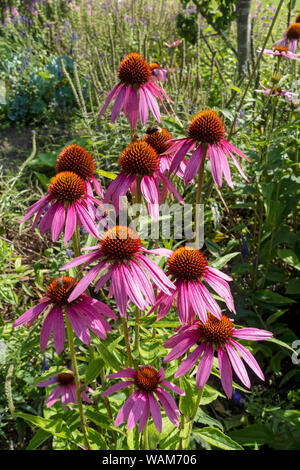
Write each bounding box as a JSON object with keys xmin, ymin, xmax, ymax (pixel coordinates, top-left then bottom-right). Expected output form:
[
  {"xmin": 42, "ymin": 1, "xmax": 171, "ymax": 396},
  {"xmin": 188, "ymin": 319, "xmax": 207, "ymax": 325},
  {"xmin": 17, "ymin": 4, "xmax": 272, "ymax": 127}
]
[
  {"xmin": 13, "ymin": 276, "xmax": 116, "ymax": 354},
  {"xmin": 258, "ymin": 45, "xmax": 300, "ymax": 61},
  {"xmin": 21, "ymin": 171, "xmax": 103, "ymax": 246},
  {"xmin": 103, "ymin": 141, "xmax": 183, "ymax": 221},
  {"xmin": 164, "ymin": 40, "xmax": 183, "ymax": 48},
  {"xmin": 150, "ymin": 62, "xmax": 168, "ymax": 82},
  {"xmin": 163, "ymin": 109, "xmax": 250, "ymax": 189},
  {"xmin": 163, "ymin": 314, "xmax": 273, "ymax": 398},
  {"xmin": 144, "ymin": 126, "xmax": 187, "ymax": 178},
  {"xmin": 255, "ymin": 84, "xmax": 296, "ymax": 100},
  {"xmin": 60, "ymin": 226, "xmax": 175, "ymax": 316},
  {"xmin": 38, "ymin": 370, "xmax": 92, "ymax": 409},
  {"xmin": 56, "ymin": 144, "xmax": 104, "ymax": 197},
  {"xmin": 102, "ymin": 365, "xmax": 184, "ymax": 432},
  {"xmin": 150, "ymin": 246, "xmax": 235, "ymax": 325},
  {"xmin": 273, "ymin": 23, "xmax": 300, "ymax": 53},
  {"xmin": 99, "ymin": 52, "xmax": 172, "ymax": 128}
]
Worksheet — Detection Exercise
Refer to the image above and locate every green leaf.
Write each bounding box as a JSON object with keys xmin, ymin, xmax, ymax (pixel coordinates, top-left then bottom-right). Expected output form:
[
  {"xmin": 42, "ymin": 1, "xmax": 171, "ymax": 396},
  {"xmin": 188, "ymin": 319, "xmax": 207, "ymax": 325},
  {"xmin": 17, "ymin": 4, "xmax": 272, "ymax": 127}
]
[
  {"xmin": 96, "ymin": 343, "xmax": 122, "ymax": 372},
  {"xmin": 253, "ymin": 290, "xmax": 295, "ymax": 305},
  {"xmin": 209, "ymin": 252, "xmax": 240, "ymax": 269},
  {"xmin": 286, "ymin": 278, "xmax": 300, "ymax": 295},
  {"xmin": 86, "ymin": 428, "xmax": 108, "ymax": 450},
  {"xmin": 95, "ymin": 169, "xmax": 117, "ymax": 180},
  {"xmin": 267, "ymin": 336, "xmax": 297, "ymax": 353},
  {"xmin": 201, "ymin": 385, "xmax": 220, "ymax": 405},
  {"xmin": 195, "ymin": 408, "xmax": 223, "ymax": 431},
  {"xmin": 15, "ymin": 412, "xmax": 72, "ymax": 441},
  {"xmin": 193, "ymin": 427, "xmax": 243, "ymax": 450},
  {"xmin": 85, "ymin": 357, "xmax": 103, "ymax": 385},
  {"xmin": 228, "ymin": 424, "xmax": 274, "ymax": 446},
  {"xmin": 277, "ymin": 249, "xmax": 300, "ymax": 271},
  {"xmin": 26, "ymin": 428, "xmax": 51, "ymax": 450}
]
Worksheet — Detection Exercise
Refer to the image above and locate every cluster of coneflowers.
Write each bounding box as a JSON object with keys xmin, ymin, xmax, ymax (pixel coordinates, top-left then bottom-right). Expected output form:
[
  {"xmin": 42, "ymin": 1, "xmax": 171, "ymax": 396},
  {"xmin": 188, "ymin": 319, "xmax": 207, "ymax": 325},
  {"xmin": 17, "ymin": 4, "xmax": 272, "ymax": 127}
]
[
  {"xmin": 14, "ymin": 49, "xmax": 277, "ymax": 448},
  {"xmin": 256, "ymin": 12, "xmax": 300, "ymax": 102}
]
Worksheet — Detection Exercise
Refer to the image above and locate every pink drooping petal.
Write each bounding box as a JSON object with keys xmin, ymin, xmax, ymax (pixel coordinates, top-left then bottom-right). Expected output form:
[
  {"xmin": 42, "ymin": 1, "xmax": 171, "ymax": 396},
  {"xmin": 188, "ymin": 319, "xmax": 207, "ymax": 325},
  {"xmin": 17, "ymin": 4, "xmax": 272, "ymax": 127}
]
[
  {"xmin": 107, "ymin": 368, "xmax": 137, "ymax": 379},
  {"xmin": 140, "ymin": 175, "xmax": 160, "ymax": 204},
  {"xmin": 222, "ymin": 139, "xmax": 250, "ymax": 162},
  {"xmin": 177, "ymin": 281, "xmax": 190, "ymax": 324},
  {"xmin": 94, "ymin": 267, "xmax": 112, "ymax": 292},
  {"xmin": 99, "ymin": 82, "xmax": 123, "ymax": 116},
  {"xmin": 197, "ymin": 283, "xmax": 222, "ymax": 319},
  {"xmin": 204, "ymin": 274, "xmax": 235, "ymax": 313},
  {"xmin": 46, "ymin": 386, "xmax": 62, "ymax": 408},
  {"xmin": 208, "ymin": 144, "xmax": 223, "ymax": 187},
  {"xmin": 51, "ymin": 203, "xmax": 65, "ymax": 241},
  {"xmin": 127, "ymin": 393, "xmax": 147, "ymax": 430},
  {"xmin": 115, "ymin": 391, "xmax": 139, "ymax": 427},
  {"xmin": 170, "ymin": 139, "xmax": 195, "ymax": 174},
  {"xmin": 64, "ymin": 203, "xmax": 77, "ymax": 245},
  {"xmin": 184, "ymin": 144, "xmax": 203, "ymax": 184},
  {"xmin": 75, "ymin": 202, "xmax": 99, "ymax": 239},
  {"xmin": 196, "ymin": 344, "xmax": 214, "ymax": 389},
  {"xmin": 218, "ymin": 145, "xmax": 233, "ymax": 189},
  {"xmin": 120, "ymin": 263, "xmax": 146, "ymax": 310},
  {"xmin": 155, "ymin": 389, "xmax": 180, "ymax": 427},
  {"xmin": 111, "ymin": 263, "xmax": 127, "ymax": 316},
  {"xmin": 205, "ymin": 266, "xmax": 233, "ymax": 282},
  {"xmin": 148, "ymin": 393, "xmax": 162, "ymax": 433},
  {"xmin": 188, "ymin": 281, "xmax": 208, "ymax": 323},
  {"xmin": 91, "ymin": 175, "xmax": 104, "ymax": 198},
  {"xmin": 111, "ymin": 85, "xmax": 127, "ymax": 123},
  {"xmin": 175, "ymin": 343, "xmax": 205, "ymax": 378},
  {"xmin": 13, "ymin": 301, "xmax": 49, "ymax": 327},
  {"xmin": 233, "ymin": 328, "xmax": 273, "ymax": 341},
  {"xmin": 161, "ymin": 380, "xmax": 185, "ymax": 396},
  {"xmin": 230, "ymin": 339, "xmax": 265, "ymax": 381},
  {"xmin": 66, "ymin": 305, "xmax": 90, "ymax": 345},
  {"xmin": 39, "ymin": 201, "xmax": 60, "ymax": 234},
  {"xmin": 138, "ymin": 394, "xmax": 150, "ymax": 433},
  {"xmin": 143, "ymin": 85, "xmax": 161, "ymax": 122},
  {"xmin": 225, "ymin": 342, "xmax": 250, "ymax": 389},
  {"xmin": 130, "ymin": 260, "xmax": 155, "ymax": 305},
  {"xmin": 68, "ymin": 263, "xmax": 104, "ymax": 302},
  {"xmin": 139, "ymin": 86, "xmax": 149, "ymax": 126},
  {"xmin": 136, "ymin": 255, "xmax": 175, "ymax": 295},
  {"xmin": 218, "ymin": 347, "xmax": 233, "ymax": 398},
  {"xmin": 127, "ymin": 86, "xmax": 139, "ymax": 128},
  {"xmin": 51, "ymin": 306, "xmax": 65, "ymax": 355},
  {"xmin": 159, "ymin": 173, "xmax": 184, "ymax": 204},
  {"xmin": 164, "ymin": 333, "xmax": 200, "ymax": 362},
  {"xmin": 40, "ymin": 308, "xmax": 55, "ymax": 352},
  {"xmin": 102, "ymin": 381, "xmax": 134, "ymax": 397},
  {"xmin": 21, "ymin": 194, "xmax": 52, "ymax": 221},
  {"xmin": 60, "ymin": 250, "xmax": 101, "ymax": 271}
]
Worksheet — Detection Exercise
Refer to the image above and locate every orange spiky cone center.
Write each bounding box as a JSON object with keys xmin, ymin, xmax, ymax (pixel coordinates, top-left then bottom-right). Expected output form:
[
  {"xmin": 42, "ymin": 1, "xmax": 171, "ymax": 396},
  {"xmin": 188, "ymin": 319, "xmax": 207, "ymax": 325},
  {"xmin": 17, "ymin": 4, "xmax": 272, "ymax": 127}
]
[
  {"xmin": 119, "ymin": 141, "xmax": 159, "ymax": 176},
  {"xmin": 135, "ymin": 366, "xmax": 160, "ymax": 392},
  {"xmin": 46, "ymin": 276, "xmax": 78, "ymax": 304},
  {"xmin": 197, "ymin": 313, "xmax": 234, "ymax": 345},
  {"xmin": 144, "ymin": 127, "xmax": 173, "ymax": 154},
  {"xmin": 100, "ymin": 226, "xmax": 142, "ymax": 260},
  {"xmin": 286, "ymin": 23, "xmax": 300, "ymax": 40},
  {"xmin": 118, "ymin": 52, "xmax": 152, "ymax": 86},
  {"xmin": 56, "ymin": 144, "xmax": 96, "ymax": 180},
  {"xmin": 49, "ymin": 171, "xmax": 86, "ymax": 202},
  {"xmin": 167, "ymin": 246, "xmax": 208, "ymax": 281},
  {"xmin": 273, "ymin": 46, "xmax": 288, "ymax": 53},
  {"xmin": 57, "ymin": 373, "xmax": 75, "ymax": 386},
  {"xmin": 187, "ymin": 109, "xmax": 226, "ymax": 144}
]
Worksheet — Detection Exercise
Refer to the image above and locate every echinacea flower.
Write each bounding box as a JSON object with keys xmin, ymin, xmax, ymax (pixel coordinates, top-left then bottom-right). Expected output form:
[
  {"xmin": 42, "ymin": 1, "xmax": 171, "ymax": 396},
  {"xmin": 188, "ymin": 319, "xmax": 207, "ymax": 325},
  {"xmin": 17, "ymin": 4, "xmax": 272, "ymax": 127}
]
[
  {"xmin": 60, "ymin": 226, "xmax": 175, "ymax": 316},
  {"xmin": 164, "ymin": 313, "xmax": 273, "ymax": 398},
  {"xmin": 56, "ymin": 144, "xmax": 104, "ymax": 197},
  {"xmin": 102, "ymin": 365, "xmax": 184, "ymax": 432},
  {"xmin": 258, "ymin": 45, "xmax": 300, "ymax": 61},
  {"xmin": 144, "ymin": 126, "xmax": 187, "ymax": 178},
  {"xmin": 13, "ymin": 276, "xmax": 116, "ymax": 354},
  {"xmin": 21, "ymin": 171, "xmax": 103, "ymax": 245},
  {"xmin": 150, "ymin": 246, "xmax": 235, "ymax": 324},
  {"xmin": 150, "ymin": 62, "xmax": 168, "ymax": 82},
  {"xmin": 99, "ymin": 52, "xmax": 172, "ymax": 128},
  {"xmin": 255, "ymin": 84, "xmax": 296, "ymax": 99},
  {"xmin": 38, "ymin": 370, "xmax": 92, "ymax": 408},
  {"xmin": 163, "ymin": 109, "xmax": 250, "ymax": 188},
  {"xmin": 164, "ymin": 40, "xmax": 183, "ymax": 48},
  {"xmin": 103, "ymin": 141, "xmax": 183, "ymax": 221},
  {"xmin": 273, "ymin": 23, "xmax": 300, "ymax": 53}
]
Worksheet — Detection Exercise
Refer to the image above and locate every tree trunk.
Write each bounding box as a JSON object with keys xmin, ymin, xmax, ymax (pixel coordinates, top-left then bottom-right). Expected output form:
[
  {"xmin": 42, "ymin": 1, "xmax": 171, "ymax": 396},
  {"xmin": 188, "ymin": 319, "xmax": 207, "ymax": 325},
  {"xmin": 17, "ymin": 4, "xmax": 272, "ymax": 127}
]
[{"xmin": 236, "ymin": 0, "xmax": 252, "ymax": 77}]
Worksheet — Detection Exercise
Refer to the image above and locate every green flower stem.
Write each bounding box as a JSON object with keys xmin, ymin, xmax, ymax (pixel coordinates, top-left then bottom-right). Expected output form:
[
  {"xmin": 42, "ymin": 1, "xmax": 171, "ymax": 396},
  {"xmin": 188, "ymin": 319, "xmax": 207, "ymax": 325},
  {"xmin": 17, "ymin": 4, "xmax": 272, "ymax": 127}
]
[
  {"xmin": 65, "ymin": 313, "xmax": 91, "ymax": 450},
  {"xmin": 182, "ymin": 387, "xmax": 204, "ymax": 449},
  {"xmin": 72, "ymin": 225, "xmax": 81, "ymax": 258},
  {"xmin": 195, "ymin": 143, "xmax": 207, "ymax": 249},
  {"xmin": 134, "ymin": 307, "xmax": 141, "ymax": 360},
  {"xmin": 122, "ymin": 316, "xmax": 133, "ymax": 368},
  {"xmin": 143, "ymin": 425, "xmax": 149, "ymax": 450}
]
